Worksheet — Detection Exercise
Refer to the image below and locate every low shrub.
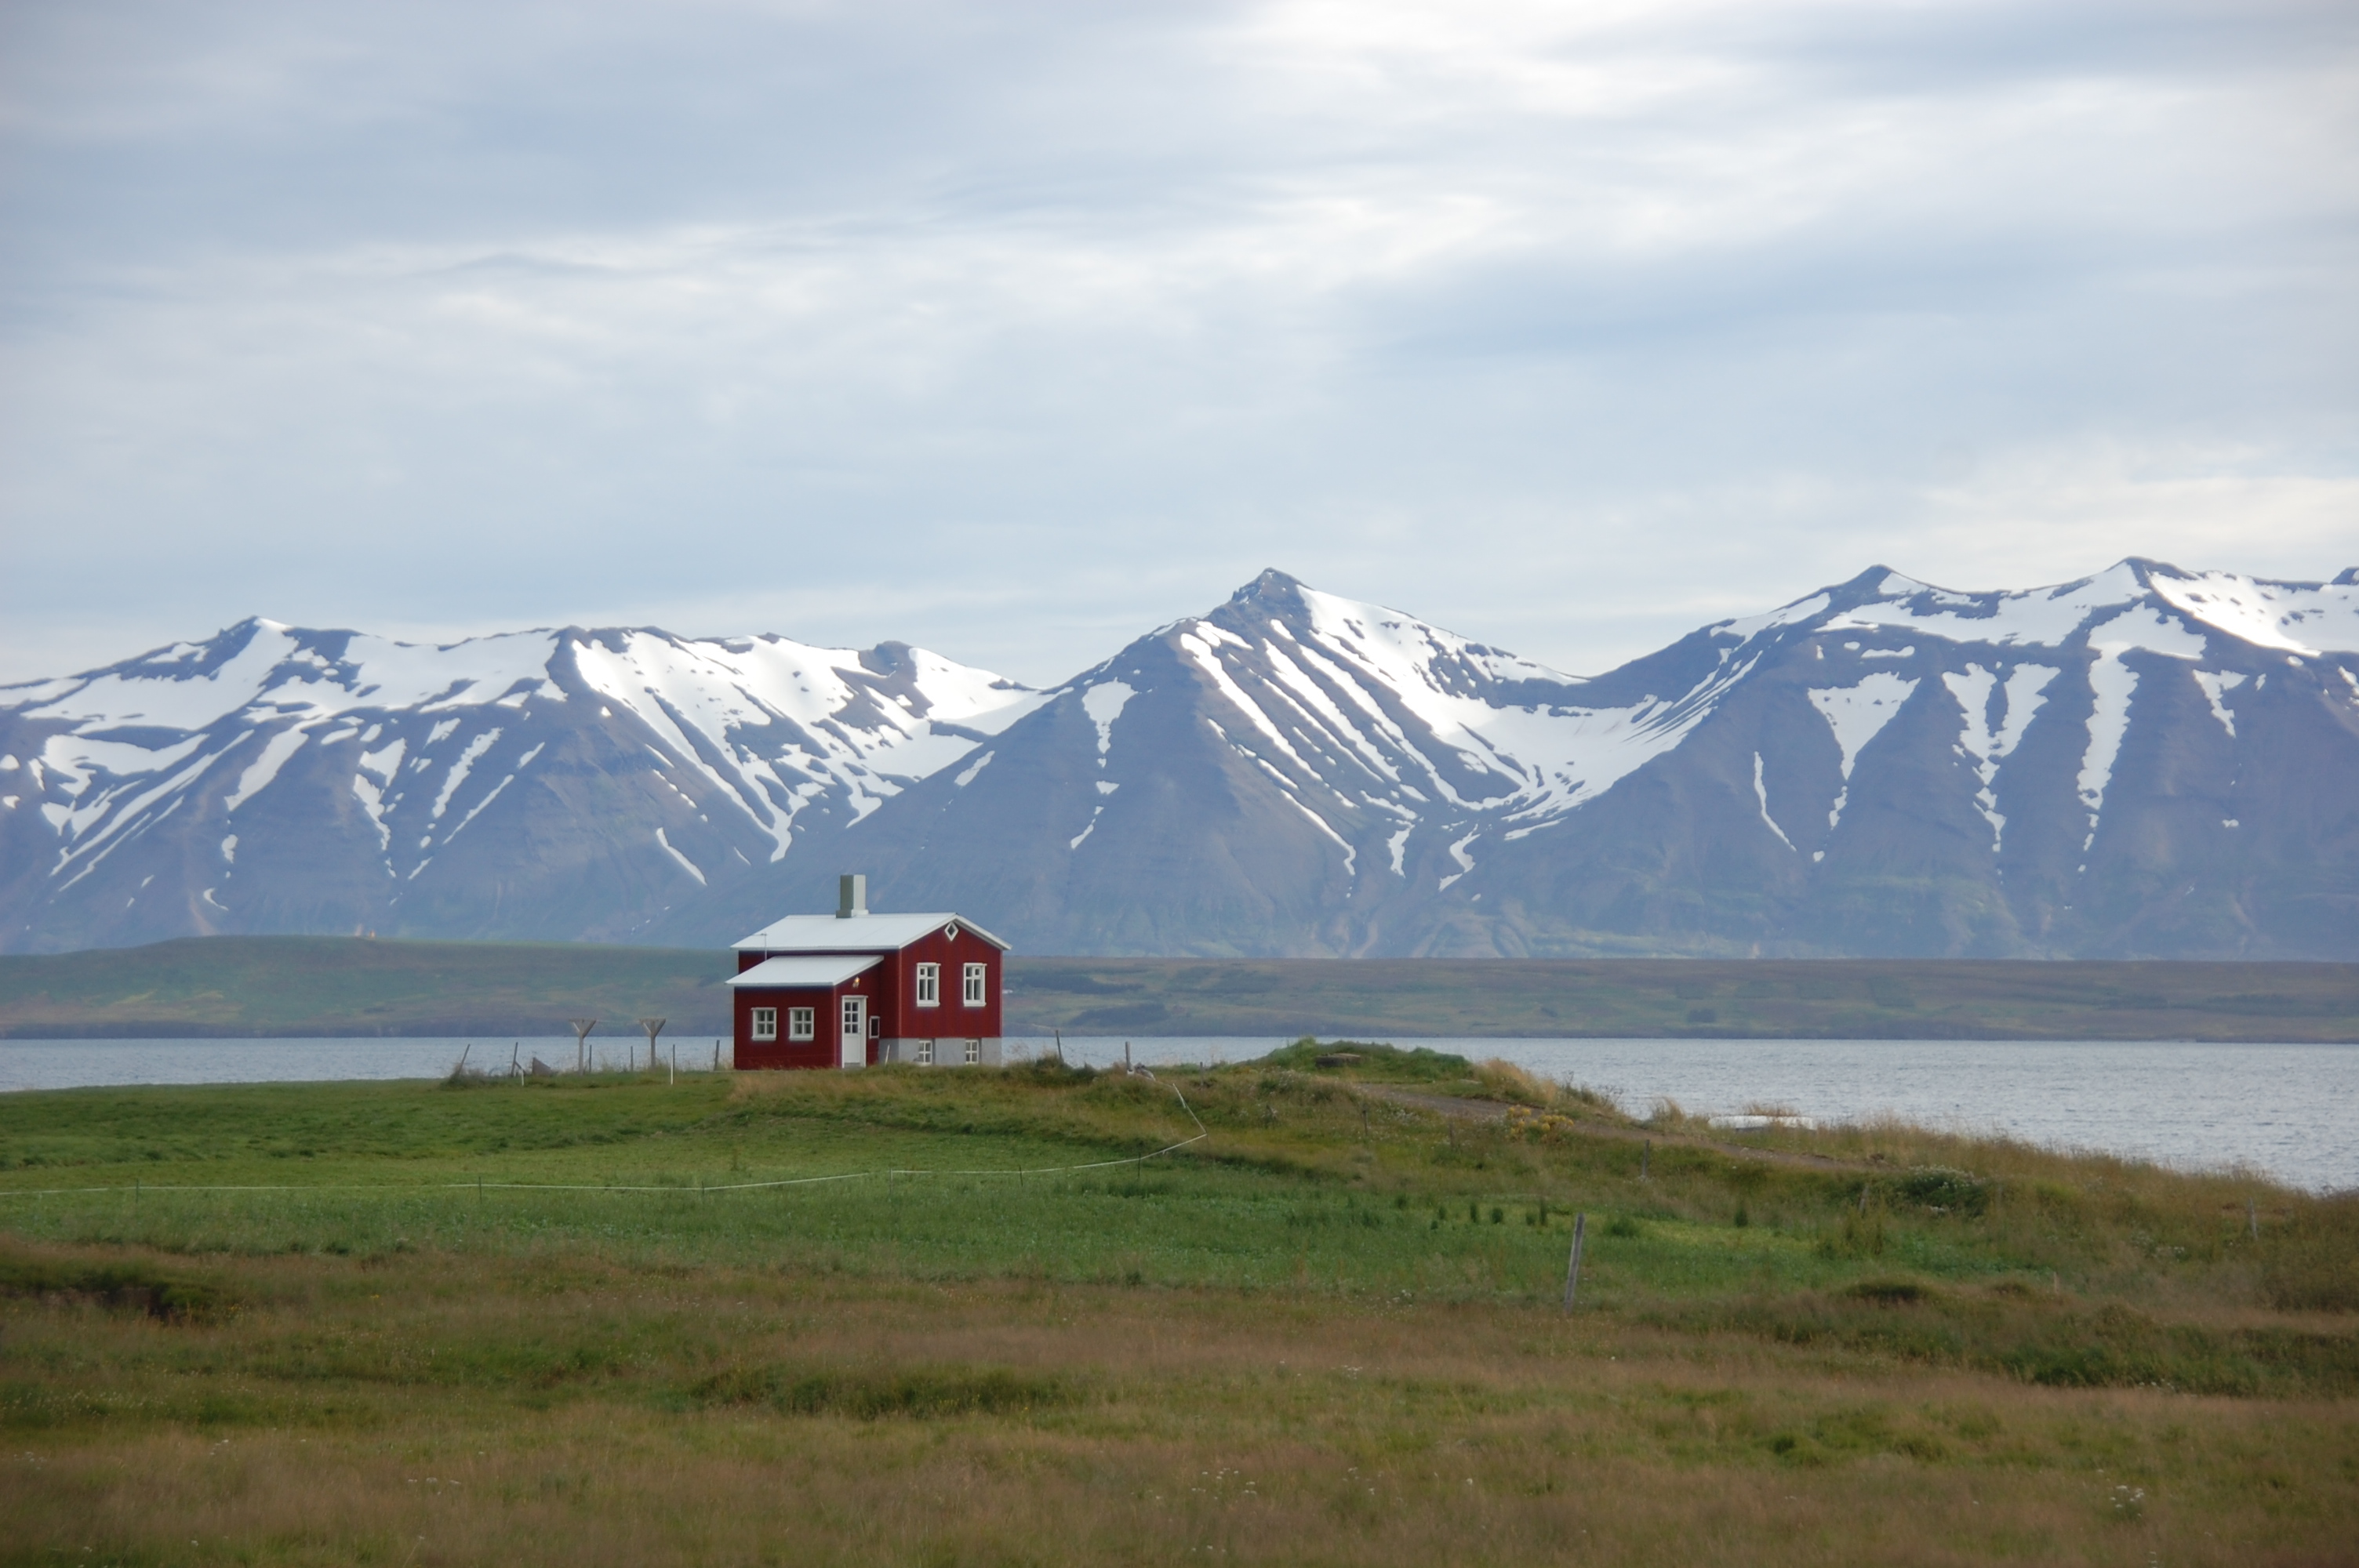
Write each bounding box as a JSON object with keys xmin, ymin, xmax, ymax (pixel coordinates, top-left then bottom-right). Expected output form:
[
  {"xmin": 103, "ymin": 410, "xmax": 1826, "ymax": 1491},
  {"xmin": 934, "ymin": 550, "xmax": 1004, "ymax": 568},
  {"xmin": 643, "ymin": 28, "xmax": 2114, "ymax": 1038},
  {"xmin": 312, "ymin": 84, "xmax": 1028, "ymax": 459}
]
[
  {"xmin": 692, "ymin": 1364, "xmax": 1070, "ymax": 1420},
  {"xmin": 0, "ymin": 1250, "xmax": 228, "ymax": 1324},
  {"xmin": 1892, "ymin": 1167, "xmax": 1988, "ymax": 1216},
  {"xmin": 2257, "ymin": 1196, "xmax": 2359, "ymax": 1312}
]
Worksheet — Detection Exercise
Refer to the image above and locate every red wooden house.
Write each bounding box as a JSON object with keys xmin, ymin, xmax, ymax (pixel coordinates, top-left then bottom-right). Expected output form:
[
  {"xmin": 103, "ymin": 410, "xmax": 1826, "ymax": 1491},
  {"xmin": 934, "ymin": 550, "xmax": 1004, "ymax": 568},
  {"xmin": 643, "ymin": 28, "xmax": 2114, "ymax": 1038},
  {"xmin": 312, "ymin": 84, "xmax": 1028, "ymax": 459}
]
[{"xmin": 726, "ymin": 875, "xmax": 1009, "ymax": 1070}]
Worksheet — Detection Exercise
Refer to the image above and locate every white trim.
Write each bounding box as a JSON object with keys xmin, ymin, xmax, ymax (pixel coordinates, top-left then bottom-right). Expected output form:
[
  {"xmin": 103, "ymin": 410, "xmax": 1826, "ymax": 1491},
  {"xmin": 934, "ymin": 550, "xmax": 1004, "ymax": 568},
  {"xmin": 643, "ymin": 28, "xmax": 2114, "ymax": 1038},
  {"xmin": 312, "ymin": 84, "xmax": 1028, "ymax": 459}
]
[
  {"xmin": 915, "ymin": 962, "xmax": 940, "ymax": 1007},
  {"xmin": 787, "ymin": 1007, "xmax": 816, "ymax": 1042},
  {"xmin": 732, "ymin": 912, "xmax": 1012, "ymax": 953},
  {"xmin": 839, "ymin": 996, "xmax": 867, "ymax": 1069},
  {"xmin": 962, "ymin": 963, "xmax": 987, "ymax": 1007},
  {"xmin": 750, "ymin": 1007, "xmax": 777, "ymax": 1042}
]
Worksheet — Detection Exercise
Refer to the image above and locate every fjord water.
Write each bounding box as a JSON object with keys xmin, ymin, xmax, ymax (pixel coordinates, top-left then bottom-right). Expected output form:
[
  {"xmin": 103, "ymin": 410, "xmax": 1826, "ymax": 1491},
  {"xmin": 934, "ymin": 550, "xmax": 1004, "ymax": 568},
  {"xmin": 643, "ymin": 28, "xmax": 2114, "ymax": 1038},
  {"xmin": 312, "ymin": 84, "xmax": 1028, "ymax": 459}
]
[
  {"xmin": 0, "ymin": 1036, "xmax": 712, "ymax": 1093},
  {"xmin": 3, "ymin": 1034, "xmax": 2352, "ymax": 1192}
]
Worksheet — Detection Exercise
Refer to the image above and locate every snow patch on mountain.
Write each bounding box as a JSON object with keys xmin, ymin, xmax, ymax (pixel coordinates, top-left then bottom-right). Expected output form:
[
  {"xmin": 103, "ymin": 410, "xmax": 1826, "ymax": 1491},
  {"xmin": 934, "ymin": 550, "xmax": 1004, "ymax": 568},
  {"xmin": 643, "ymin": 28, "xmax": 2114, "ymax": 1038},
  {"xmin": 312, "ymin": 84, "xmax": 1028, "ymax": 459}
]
[
  {"xmin": 2077, "ymin": 655, "xmax": 2140, "ymax": 856},
  {"xmin": 445, "ymin": 775, "xmax": 514, "ymax": 844},
  {"xmin": 654, "ymin": 826, "xmax": 706, "ymax": 885},
  {"xmin": 1752, "ymin": 753, "xmax": 1795, "ymax": 852},
  {"xmin": 1943, "ymin": 663, "xmax": 2056, "ymax": 849},
  {"xmin": 2150, "ymin": 571, "xmax": 2359, "ymax": 655},
  {"xmin": 351, "ymin": 772, "xmax": 392, "ymax": 853},
  {"xmin": 2193, "ymin": 670, "xmax": 2245, "ymax": 738},
  {"xmin": 1081, "ymin": 682, "xmax": 1133, "ymax": 758},
  {"xmin": 1437, "ymin": 830, "xmax": 1479, "ymax": 893},
  {"xmin": 225, "ymin": 729, "xmax": 309, "ymax": 814},
  {"xmin": 1808, "ymin": 673, "xmax": 1918, "ymax": 838},
  {"xmin": 1811, "ymin": 674, "xmax": 1917, "ymax": 784},
  {"xmin": 427, "ymin": 730, "xmax": 502, "ymax": 823}
]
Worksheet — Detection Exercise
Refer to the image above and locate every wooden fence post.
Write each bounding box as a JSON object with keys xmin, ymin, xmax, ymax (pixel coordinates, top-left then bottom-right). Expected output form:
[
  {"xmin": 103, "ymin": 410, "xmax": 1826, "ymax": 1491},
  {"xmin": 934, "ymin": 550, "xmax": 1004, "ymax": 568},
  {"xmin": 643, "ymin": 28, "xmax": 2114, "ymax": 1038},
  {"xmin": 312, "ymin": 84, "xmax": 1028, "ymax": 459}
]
[{"xmin": 1562, "ymin": 1212, "xmax": 1587, "ymax": 1311}]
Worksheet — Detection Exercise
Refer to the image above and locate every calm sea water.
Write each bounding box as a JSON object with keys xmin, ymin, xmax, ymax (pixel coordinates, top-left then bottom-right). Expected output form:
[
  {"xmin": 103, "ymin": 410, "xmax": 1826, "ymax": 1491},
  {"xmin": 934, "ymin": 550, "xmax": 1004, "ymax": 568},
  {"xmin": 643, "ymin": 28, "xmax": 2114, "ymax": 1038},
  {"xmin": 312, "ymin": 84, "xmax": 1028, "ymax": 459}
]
[{"xmin": 3, "ymin": 1033, "xmax": 2351, "ymax": 1192}]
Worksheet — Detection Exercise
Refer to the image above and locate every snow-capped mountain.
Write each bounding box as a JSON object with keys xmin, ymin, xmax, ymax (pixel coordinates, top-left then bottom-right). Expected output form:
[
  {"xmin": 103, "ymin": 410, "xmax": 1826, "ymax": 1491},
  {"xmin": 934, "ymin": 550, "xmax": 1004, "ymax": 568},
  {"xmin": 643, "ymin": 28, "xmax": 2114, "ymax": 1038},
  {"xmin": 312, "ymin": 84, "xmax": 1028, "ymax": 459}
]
[
  {"xmin": 0, "ymin": 619, "xmax": 1040, "ymax": 951},
  {"xmin": 5, "ymin": 560, "xmax": 2355, "ymax": 958},
  {"xmin": 667, "ymin": 561, "xmax": 2359, "ymax": 959}
]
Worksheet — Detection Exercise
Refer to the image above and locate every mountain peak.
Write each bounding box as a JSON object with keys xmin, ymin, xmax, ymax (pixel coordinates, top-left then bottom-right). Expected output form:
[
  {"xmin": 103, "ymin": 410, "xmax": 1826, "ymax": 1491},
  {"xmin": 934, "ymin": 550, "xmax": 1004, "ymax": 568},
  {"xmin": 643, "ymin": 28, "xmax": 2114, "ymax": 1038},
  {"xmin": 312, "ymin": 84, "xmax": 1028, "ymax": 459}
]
[{"xmin": 1227, "ymin": 568, "xmax": 1311, "ymax": 609}]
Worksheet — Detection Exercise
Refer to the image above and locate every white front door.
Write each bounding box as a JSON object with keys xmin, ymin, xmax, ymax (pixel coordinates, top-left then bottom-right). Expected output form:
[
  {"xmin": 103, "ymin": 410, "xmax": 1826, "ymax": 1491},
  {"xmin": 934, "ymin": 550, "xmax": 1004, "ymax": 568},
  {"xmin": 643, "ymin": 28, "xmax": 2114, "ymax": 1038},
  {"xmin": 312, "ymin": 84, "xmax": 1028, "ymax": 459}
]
[{"xmin": 839, "ymin": 994, "xmax": 867, "ymax": 1069}]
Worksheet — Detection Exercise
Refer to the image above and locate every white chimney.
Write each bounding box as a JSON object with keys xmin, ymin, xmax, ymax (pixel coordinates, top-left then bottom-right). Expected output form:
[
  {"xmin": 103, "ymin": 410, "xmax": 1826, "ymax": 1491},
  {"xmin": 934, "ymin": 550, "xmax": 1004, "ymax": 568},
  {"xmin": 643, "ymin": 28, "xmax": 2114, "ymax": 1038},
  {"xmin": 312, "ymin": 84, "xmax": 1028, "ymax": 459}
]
[{"xmin": 837, "ymin": 873, "xmax": 867, "ymax": 919}]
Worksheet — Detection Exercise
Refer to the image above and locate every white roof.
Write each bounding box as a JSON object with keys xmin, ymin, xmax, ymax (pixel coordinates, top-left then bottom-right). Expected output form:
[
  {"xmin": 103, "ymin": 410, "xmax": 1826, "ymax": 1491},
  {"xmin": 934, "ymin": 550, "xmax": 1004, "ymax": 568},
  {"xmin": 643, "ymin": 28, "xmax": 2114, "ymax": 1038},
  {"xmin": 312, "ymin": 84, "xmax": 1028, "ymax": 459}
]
[
  {"xmin": 725, "ymin": 954, "xmax": 884, "ymax": 989},
  {"xmin": 730, "ymin": 911, "xmax": 1009, "ymax": 953}
]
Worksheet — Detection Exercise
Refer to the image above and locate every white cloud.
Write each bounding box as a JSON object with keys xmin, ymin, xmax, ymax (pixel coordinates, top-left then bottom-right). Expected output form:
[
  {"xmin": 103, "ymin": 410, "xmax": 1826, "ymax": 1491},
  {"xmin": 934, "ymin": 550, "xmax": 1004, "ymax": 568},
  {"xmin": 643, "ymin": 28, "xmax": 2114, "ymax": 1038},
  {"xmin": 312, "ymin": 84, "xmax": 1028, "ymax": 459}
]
[{"xmin": 0, "ymin": 0, "xmax": 2352, "ymax": 687}]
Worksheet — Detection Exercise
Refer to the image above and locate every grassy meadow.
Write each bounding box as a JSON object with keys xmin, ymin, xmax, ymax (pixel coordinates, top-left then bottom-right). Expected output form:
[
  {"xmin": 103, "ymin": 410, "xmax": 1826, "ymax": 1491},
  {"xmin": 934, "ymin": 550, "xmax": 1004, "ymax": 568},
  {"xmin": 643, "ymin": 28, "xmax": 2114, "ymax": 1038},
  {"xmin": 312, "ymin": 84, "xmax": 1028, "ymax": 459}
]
[{"xmin": 0, "ymin": 1041, "xmax": 2354, "ymax": 1564}]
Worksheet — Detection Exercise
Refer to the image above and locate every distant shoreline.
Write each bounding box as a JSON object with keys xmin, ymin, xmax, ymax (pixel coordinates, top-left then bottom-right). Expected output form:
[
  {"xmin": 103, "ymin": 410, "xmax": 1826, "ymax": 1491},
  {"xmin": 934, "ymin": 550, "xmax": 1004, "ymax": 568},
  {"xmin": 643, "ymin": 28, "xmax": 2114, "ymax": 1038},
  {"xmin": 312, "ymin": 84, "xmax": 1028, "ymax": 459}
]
[{"xmin": 2, "ymin": 936, "xmax": 2354, "ymax": 1043}]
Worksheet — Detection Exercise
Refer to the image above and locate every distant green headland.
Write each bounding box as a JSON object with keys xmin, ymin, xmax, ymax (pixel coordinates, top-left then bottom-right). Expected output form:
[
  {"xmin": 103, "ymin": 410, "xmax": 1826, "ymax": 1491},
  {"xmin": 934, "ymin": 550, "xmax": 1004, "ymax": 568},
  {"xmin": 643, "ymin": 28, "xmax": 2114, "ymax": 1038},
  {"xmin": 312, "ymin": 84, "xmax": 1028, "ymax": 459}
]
[{"xmin": 1, "ymin": 936, "xmax": 2353, "ymax": 1041}]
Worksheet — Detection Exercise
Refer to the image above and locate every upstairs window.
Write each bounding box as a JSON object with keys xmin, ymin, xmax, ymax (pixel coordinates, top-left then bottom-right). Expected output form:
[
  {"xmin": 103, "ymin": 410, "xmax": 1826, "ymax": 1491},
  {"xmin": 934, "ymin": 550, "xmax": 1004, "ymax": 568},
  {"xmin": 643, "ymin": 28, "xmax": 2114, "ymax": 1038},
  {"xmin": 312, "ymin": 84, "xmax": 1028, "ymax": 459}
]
[
  {"xmin": 914, "ymin": 963, "xmax": 940, "ymax": 1007},
  {"xmin": 751, "ymin": 1007, "xmax": 777, "ymax": 1042},
  {"xmin": 962, "ymin": 963, "xmax": 987, "ymax": 1007},
  {"xmin": 787, "ymin": 1007, "xmax": 816, "ymax": 1042}
]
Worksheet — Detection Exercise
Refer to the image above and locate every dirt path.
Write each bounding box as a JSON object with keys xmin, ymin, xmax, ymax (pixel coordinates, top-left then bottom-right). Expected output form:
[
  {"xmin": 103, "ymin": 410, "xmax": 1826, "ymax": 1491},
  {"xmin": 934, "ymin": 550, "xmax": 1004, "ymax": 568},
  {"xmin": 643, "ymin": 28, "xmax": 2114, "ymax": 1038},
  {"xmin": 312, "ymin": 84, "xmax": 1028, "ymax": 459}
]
[{"xmin": 1356, "ymin": 1083, "xmax": 1873, "ymax": 1174}]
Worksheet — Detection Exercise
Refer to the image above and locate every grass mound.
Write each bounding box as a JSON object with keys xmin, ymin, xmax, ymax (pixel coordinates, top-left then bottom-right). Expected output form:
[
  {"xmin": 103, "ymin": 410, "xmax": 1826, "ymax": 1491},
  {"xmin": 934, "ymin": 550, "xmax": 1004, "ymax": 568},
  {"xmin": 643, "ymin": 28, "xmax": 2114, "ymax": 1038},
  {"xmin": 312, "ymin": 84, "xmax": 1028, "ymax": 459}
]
[{"xmin": 1255, "ymin": 1036, "xmax": 1474, "ymax": 1082}]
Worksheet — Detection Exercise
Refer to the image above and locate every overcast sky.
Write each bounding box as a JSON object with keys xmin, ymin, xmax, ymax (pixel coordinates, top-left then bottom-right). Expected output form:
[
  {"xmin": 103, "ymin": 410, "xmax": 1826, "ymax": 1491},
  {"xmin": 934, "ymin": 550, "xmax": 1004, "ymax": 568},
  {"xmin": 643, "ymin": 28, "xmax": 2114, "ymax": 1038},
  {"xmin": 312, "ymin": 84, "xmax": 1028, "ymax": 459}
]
[{"xmin": 2, "ymin": 0, "xmax": 2354, "ymax": 688}]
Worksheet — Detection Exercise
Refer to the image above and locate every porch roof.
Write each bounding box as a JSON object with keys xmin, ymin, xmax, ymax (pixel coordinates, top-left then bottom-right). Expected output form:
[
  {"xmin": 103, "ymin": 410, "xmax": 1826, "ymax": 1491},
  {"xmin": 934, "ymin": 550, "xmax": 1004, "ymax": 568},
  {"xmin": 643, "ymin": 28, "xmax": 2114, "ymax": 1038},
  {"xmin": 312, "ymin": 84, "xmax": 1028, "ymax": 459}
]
[{"xmin": 725, "ymin": 954, "xmax": 883, "ymax": 989}]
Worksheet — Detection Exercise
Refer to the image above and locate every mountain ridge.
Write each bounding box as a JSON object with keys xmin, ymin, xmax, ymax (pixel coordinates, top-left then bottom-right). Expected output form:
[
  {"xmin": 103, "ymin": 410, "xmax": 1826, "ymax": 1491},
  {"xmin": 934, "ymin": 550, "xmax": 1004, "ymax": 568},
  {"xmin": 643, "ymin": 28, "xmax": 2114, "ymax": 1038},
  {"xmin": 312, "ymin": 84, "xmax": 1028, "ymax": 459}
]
[{"xmin": 4, "ymin": 560, "xmax": 2354, "ymax": 958}]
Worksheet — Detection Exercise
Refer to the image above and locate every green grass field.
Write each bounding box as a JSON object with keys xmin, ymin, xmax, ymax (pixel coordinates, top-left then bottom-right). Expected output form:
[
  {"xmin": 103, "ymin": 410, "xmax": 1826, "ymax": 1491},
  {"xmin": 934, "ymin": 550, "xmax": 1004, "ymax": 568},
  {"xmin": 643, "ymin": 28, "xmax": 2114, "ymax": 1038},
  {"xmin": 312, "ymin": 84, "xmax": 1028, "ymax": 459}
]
[{"xmin": 2, "ymin": 1043, "xmax": 2354, "ymax": 1563}]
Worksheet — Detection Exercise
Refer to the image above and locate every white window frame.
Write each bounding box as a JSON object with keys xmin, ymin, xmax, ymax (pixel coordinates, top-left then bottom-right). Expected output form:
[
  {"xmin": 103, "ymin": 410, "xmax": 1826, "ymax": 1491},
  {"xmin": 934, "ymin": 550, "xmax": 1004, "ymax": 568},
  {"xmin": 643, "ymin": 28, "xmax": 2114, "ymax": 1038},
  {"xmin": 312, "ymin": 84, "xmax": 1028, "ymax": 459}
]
[
  {"xmin": 963, "ymin": 1038, "xmax": 980, "ymax": 1065},
  {"xmin": 914, "ymin": 962, "xmax": 940, "ymax": 1007},
  {"xmin": 787, "ymin": 1006, "xmax": 816, "ymax": 1042},
  {"xmin": 751, "ymin": 1007, "xmax": 777, "ymax": 1042},
  {"xmin": 962, "ymin": 963, "xmax": 987, "ymax": 1007},
  {"xmin": 916, "ymin": 1039, "xmax": 934, "ymax": 1066}
]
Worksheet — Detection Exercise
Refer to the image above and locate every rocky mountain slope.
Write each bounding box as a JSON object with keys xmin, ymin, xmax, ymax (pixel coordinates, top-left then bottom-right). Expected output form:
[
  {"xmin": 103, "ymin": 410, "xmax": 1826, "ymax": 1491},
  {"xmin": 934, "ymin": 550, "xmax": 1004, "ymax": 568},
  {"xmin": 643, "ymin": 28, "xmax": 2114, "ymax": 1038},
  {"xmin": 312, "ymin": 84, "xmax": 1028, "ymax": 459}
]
[{"xmin": 5, "ymin": 561, "xmax": 2355, "ymax": 957}]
